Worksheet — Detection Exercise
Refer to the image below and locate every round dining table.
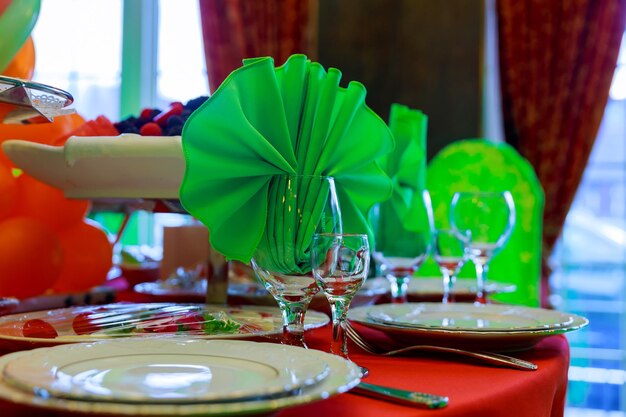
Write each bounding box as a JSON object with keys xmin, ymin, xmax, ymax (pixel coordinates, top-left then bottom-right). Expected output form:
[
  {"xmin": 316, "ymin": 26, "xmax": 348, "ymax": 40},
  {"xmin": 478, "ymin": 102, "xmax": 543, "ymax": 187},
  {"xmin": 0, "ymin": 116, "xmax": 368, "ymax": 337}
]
[
  {"xmin": 0, "ymin": 280, "xmax": 570, "ymax": 417},
  {"xmin": 280, "ymin": 326, "xmax": 569, "ymax": 417}
]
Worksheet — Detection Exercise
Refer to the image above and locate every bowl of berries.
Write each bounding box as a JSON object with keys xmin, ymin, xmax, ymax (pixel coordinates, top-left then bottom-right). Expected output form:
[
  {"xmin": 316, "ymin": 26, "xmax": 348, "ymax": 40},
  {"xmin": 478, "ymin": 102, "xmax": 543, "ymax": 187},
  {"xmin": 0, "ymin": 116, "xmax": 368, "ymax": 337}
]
[
  {"xmin": 113, "ymin": 96, "xmax": 208, "ymax": 137},
  {"xmin": 2, "ymin": 97, "xmax": 210, "ymax": 201}
]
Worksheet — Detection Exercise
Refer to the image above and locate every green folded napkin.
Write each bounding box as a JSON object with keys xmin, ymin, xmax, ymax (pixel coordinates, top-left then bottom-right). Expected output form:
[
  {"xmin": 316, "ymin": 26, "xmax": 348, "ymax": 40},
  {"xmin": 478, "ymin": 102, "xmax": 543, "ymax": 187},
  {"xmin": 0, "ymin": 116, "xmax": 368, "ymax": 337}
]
[
  {"xmin": 179, "ymin": 54, "xmax": 394, "ymax": 268},
  {"xmin": 375, "ymin": 104, "xmax": 428, "ymax": 252}
]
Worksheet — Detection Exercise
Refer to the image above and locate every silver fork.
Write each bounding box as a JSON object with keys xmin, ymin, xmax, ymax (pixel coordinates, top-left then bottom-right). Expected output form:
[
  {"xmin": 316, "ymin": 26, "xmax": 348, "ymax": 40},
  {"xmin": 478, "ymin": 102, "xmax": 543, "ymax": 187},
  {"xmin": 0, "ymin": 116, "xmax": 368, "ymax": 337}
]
[{"xmin": 345, "ymin": 321, "xmax": 538, "ymax": 371}]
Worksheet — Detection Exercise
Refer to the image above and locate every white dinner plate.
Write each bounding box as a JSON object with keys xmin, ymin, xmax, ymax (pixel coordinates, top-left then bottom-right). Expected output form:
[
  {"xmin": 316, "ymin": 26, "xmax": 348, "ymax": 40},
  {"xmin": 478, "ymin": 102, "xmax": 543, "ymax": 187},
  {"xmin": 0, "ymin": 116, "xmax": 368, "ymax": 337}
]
[
  {"xmin": 365, "ymin": 302, "xmax": 585, "ymax": 332},
  {"xmin": 347, "ymin": 303, "xmax": 588, "ymax": 352},
  {"xmin": 135, "ymin": 278, "xmax": 388, "ymax": 311},
  {"xmin": 3, "ymin": 339, "xmax": 329, "ymax": 404},
  {"xmin": 0, "ymin": 340, "xmax": 360, "ymax": 416},
  {"xmin": 133, "ymin": 281, "xmax": 272, "ymax": 302},
  {"xmin": 366, "ymin": 277, "xmax": 516, "ymax": 302},
  {"xmin": 134, "ymin": 280, "xmax": 210, "ymax": 299},
  {"xmin": 405, "ymin": 277, "xmax": 516, "ymax": 298},
  {"xmin": 0, "ymin": 303, "xmax": 329, "ymax": 353}
]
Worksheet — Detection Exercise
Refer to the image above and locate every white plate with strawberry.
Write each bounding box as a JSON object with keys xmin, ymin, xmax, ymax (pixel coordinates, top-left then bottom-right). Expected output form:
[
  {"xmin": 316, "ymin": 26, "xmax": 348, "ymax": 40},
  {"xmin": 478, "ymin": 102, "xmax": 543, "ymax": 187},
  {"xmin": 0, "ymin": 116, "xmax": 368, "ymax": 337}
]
[{"xmin": 0, "ymin": 303, "xmax": 329, "ymax": 352}]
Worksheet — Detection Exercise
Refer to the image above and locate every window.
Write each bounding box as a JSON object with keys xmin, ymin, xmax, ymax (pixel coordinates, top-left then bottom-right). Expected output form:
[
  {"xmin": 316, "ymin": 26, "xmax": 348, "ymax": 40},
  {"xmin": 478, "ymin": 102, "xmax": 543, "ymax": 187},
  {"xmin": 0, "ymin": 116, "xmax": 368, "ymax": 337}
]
[
  {"xmin": 156, "ymin": 0, "xmax": 209, "ymax": 107},
  {"xmin": 551, "ymin": 33, "xmax": 626, "ymax": 416},
  {"xmin": 32, "ymin": 0, "xmax": 123, "ymax": 120}
]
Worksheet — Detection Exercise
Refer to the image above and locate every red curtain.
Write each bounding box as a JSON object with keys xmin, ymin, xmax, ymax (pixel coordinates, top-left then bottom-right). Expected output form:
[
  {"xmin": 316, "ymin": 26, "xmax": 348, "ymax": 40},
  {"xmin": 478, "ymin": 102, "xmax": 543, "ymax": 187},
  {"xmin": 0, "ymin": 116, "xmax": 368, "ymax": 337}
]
[
  {"xmin": 497, "ymin": 0, "xmax": 626, "ymax": 305},
  {"xmin": 198, "ymin": 0, "xmax": 319, "ymax": 93}
]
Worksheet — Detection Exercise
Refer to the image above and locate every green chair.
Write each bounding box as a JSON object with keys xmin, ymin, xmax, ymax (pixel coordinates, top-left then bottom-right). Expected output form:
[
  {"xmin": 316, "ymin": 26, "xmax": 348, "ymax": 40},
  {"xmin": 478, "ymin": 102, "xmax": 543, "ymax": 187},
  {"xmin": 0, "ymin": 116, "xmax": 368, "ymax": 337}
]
[{"xmin": 425, "ymin": 139, "xmax": 544, "ymax": 306}]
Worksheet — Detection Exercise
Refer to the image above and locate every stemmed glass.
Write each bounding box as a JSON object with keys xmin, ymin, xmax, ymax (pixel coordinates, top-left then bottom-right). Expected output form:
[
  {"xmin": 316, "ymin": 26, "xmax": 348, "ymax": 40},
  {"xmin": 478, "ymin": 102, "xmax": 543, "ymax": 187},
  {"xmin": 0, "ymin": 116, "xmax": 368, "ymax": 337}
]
[
  {"xmin": 372, "ymin": 190, "xmax": 434, "ymax": 303},
  {"xmin": 312, "ymin": 233, "xmax": 370, "ymax": 358},
  {"xmin": 433, "ymin": 229, "xmax": 471, "ymax": 303},
  {"xmin": 449, "ymin": 191, "xmax": 515, "ymax": 304},
  {"xmin": 250, "ymin": 175, "xmax": 342, "ymax": 347}
]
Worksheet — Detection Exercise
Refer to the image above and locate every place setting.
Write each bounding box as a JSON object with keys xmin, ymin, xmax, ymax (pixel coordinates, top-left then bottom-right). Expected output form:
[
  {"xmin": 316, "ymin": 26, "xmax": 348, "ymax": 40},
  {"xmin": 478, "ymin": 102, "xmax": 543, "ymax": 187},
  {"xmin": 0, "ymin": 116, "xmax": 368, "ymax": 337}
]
[{"xmin": 348, "ymin": 187, "xmax": 588, "ymax": 353}]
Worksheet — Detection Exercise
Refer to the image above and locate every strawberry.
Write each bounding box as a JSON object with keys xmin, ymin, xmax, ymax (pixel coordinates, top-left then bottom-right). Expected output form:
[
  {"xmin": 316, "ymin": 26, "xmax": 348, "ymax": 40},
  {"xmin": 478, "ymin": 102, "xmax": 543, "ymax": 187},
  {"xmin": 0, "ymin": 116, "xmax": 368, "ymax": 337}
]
[
  {"xmin": 139, "ymin": 122, "xmax": 162, "ymax": 136},
  {"xmin": 136, "ymin": 317, "xmax": 179, "ymax": 333},
  {"xmin": 175, "ymin": 313, "xmax": 204, "ymax": 332},
  {"xmin": 22, "ymin": 319, "xmax": 58, "ymax": 339},
  {"xmin": 72, "ymin": 312, "xmax": 101, "ymax": 335},
  {"xmin": 154, "ymin": 102, "xmax": 184, "ymax": 127}
]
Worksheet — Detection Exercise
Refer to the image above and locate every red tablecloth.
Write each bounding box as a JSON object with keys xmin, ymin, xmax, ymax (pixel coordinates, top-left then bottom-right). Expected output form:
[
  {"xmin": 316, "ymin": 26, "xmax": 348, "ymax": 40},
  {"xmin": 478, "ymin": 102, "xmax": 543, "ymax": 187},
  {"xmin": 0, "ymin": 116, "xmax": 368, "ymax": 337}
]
[
  {"xmin": 281, "ymin": 327, "xmax": 569, "ymax": 417},
  {"xmin": 0, "ymin": 282, "xmax": 570, "ymax": 417}
]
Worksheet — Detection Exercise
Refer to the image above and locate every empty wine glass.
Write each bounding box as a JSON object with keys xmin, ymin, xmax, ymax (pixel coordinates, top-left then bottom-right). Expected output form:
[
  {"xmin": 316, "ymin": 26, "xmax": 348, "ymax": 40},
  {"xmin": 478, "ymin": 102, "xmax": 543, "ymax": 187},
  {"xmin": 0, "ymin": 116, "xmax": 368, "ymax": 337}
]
[
  {"xmin": 449, "ymin": 191, "xmax": 515, "ymax": 304},
  {"xmin": 433, "ymin": 229, "xmax": 471, "ymax": 303},
  {"xmin": 251, "ymin": 175, "xmax": 342, "ymax": 347},
  {"xmin": 312, "ymin": 233, "xmax": 370, "ymax": 358},
  {"xmin": 372, "ymin": 190, "xmax": 434, "ymax": 303}
]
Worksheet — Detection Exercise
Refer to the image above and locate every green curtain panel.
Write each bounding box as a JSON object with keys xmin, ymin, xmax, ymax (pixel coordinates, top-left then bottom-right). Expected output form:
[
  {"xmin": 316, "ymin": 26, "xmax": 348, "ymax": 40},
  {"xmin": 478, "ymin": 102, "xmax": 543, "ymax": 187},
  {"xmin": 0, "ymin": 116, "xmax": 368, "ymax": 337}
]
[
  {"xmin": 427, "ymin": 139, "xmax": 544, "ymax": 306},
  {"xmin": 179, "ymin": 54, "xmax": 394, "ymax": 266}
]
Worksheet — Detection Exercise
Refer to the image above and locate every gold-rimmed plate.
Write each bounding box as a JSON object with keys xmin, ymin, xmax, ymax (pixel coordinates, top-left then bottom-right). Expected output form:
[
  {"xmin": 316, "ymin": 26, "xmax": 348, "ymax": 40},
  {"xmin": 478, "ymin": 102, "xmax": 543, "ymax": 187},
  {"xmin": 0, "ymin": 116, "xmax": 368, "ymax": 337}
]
[
  {"xmin": 0, "ymin": 339, "xmax": 360, "ymax": 415},
  {"xmin": 0, "ymin": 303, "xmax": 329, "ymax": 353},
  {"xmin": 348, "ymin": 303, "xmax": 588, "ymax": 351},
  {"xmin": 3, "ymin": 339, "xmax": 330, "ymax": 404}
]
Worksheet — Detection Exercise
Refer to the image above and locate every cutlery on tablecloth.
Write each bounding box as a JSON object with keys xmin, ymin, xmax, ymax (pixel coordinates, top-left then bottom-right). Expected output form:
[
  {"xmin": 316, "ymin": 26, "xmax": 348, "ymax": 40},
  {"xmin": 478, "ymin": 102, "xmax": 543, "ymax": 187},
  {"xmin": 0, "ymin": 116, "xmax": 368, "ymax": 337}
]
[
  {"xmin": 345, "ymin": 321, "xmax": 538, "ymax": 371},
  {"xmin": 350, "ymin": 382, "xmax": 448, "ymax": 409}
]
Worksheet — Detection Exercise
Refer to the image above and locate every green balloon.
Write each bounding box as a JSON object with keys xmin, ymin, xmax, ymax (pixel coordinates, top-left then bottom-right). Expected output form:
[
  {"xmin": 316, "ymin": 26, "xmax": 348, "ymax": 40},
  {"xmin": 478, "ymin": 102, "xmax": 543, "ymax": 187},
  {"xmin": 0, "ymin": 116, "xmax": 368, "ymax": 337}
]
[{"xmin": 0, "ymin": 0, "xmax": 40, "ymax": 73}]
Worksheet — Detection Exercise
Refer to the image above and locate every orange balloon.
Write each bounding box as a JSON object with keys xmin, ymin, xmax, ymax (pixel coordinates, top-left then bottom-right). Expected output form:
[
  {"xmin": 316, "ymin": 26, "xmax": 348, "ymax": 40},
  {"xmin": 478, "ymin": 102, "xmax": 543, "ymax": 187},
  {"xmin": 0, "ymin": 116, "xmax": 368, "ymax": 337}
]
[
  {"xmin": 0, "ymin": 113, "xmax": 85, "ymax": 168},
  {"xmin": 0, "ymin": 164, "xmax": 17, "ymax": 221},
  {"xmin": 52, "ymin": 219, "xmax": 113, "ymax": 293},
  {"xmin": 2, "ymin": 36, "xmax": 35, "ymax": 79},
  {"xmin": 15, "ymin": 173, "xmax": 89, "ymax": 232},
  {"xmin": 0, "ymin": 216, "xmax": 63, "ymax": 298}
]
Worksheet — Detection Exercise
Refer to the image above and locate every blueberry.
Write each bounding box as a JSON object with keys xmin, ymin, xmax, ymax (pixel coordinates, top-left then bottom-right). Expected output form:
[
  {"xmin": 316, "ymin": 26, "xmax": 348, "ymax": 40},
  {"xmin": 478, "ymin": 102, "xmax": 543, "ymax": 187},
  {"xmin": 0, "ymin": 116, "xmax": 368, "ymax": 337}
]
[
  {"xmin": 164, "ymin": 125, "xmax": 183, "ymax": 136},
  {"xmin": 166, "ymin": 115, "xmax": 184, "ymax": 127},
  {"xmin": 185, "ymin": 96, "xmax": 209, "ymax": 111},
  {"xmin": 114, "ymin": 122, "xmax": 139, "ymax": 134}
]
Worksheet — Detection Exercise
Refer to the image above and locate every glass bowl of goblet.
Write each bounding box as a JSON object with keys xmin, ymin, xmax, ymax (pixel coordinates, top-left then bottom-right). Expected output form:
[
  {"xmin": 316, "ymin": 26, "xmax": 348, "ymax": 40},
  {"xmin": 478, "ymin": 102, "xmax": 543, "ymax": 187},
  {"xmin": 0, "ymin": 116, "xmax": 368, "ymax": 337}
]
[
  {"xmin": 312, "ymin": 233, "xmax": 370, "ymax": 358},
  {"xmin": 449, "ymin": 191, "xmax": 515, "ymax": 304},
  {"xmin": 371, "ymin": 190, "xmax": 434, "ymax": 303}
]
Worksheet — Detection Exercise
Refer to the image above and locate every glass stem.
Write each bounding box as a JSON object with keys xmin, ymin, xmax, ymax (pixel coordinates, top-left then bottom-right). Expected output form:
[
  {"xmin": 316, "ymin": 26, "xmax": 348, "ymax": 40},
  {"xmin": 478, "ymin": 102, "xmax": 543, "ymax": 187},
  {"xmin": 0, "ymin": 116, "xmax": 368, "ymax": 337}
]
[
  {"xmin": 328, "ymin": 297, "xmax": 350, "ymax": 358},
  {"xmin": 442, "ymin": 270, "xmax": 456, "ymax": 303},
  {"xmin": 474, "ymin": 261, "xmax": 488, "ymax": 304},
  {"xmin": 278, "ymin": 300, "xmax": 309, "ymax": 348},
  {"xmin": 388, "ymin": 276, "xmax": 410, "ymax": 304}
]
